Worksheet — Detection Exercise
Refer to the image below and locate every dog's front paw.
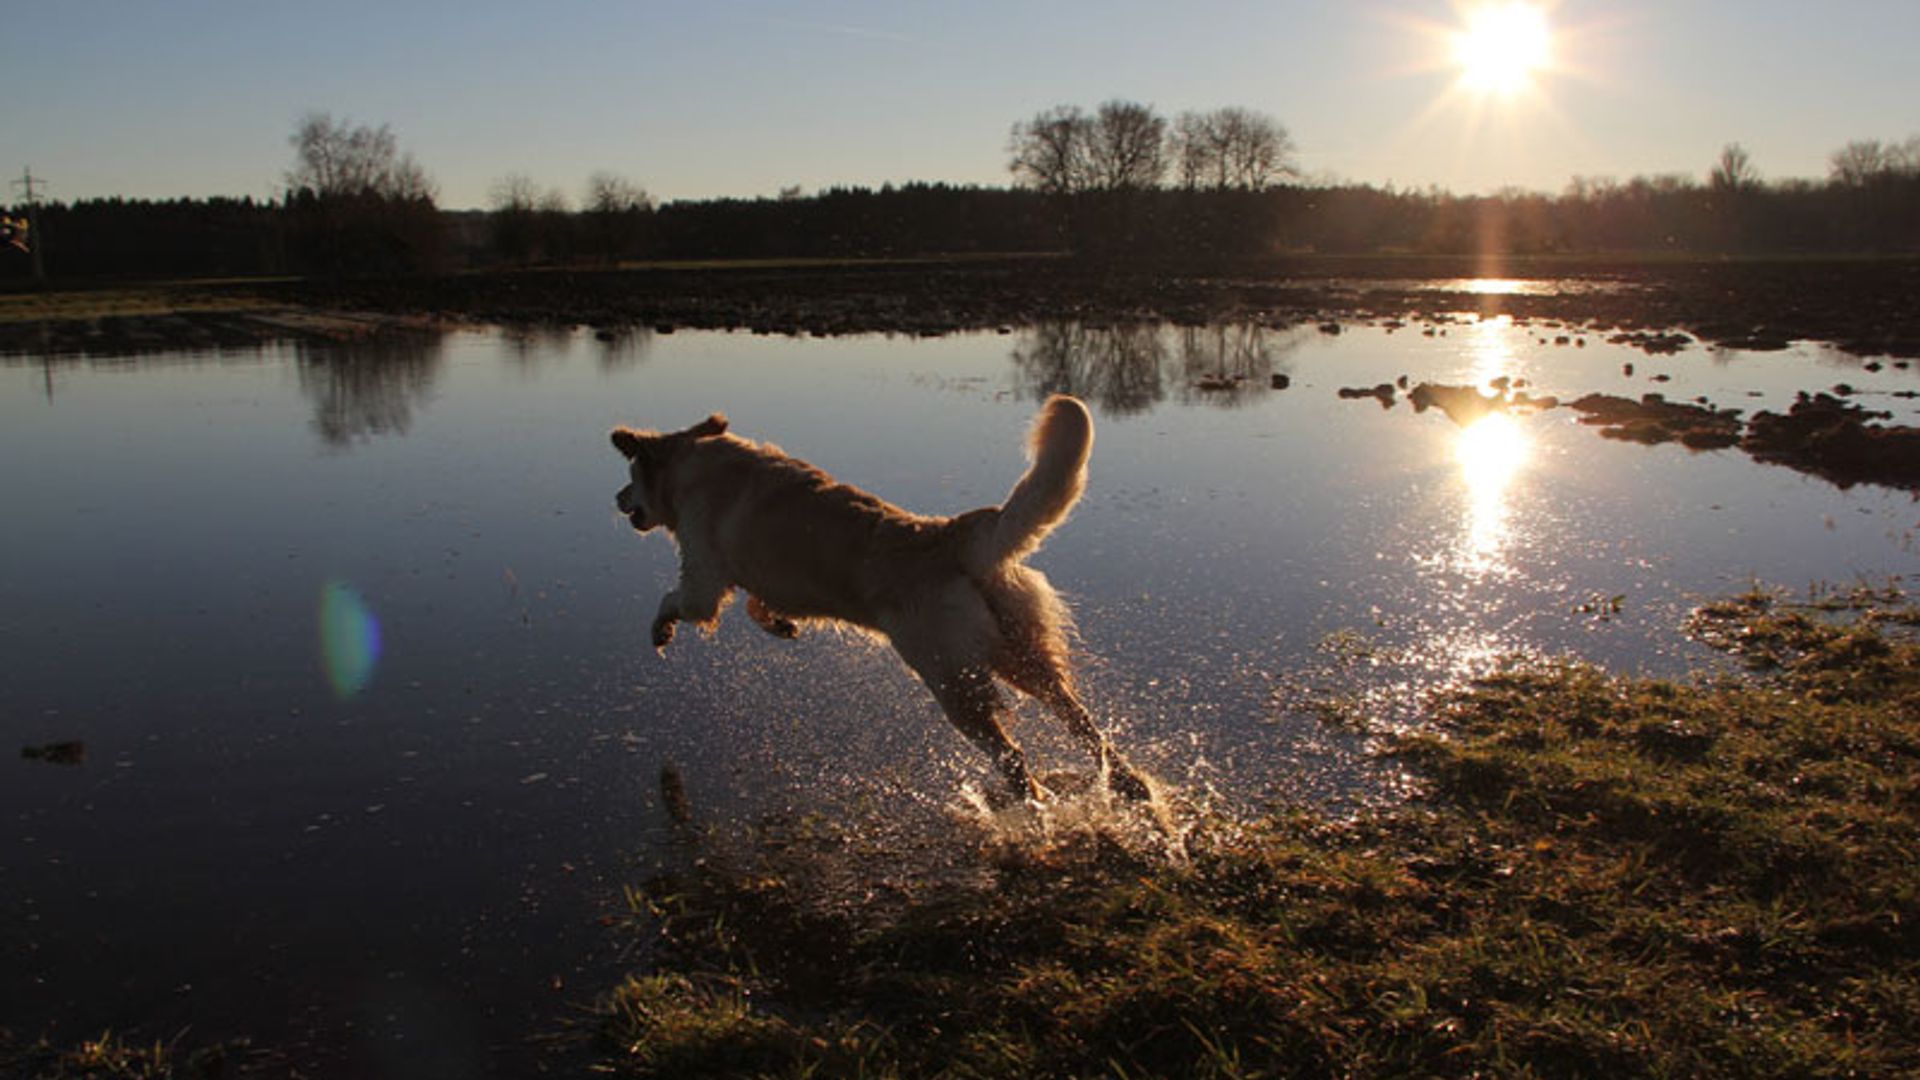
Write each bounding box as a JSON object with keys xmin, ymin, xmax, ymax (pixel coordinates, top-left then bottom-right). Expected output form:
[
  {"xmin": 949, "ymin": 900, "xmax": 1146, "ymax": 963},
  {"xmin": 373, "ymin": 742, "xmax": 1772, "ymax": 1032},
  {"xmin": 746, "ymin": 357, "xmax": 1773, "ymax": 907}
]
[{"xmin": 651, "ymin": 616, "xmax": 677, "ymax": 652}]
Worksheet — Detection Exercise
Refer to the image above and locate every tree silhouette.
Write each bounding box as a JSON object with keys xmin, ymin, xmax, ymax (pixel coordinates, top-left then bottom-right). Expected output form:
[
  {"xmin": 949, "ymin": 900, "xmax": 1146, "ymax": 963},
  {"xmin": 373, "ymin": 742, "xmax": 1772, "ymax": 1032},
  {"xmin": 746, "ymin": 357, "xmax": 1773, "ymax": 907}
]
[
  {"xmin": 1830, "ymin": 137, "xmax": 1920, "ymax": 186},
  {"xmin": 1086, "ymin": 100, "xmax": 1168, "ymax": 192},
  {"xmin": 1173, "ymin": 107, "xmax": 1297, "ymax": 191},
  {"xmin": 1009, "ymin": 106, "xmax": 1093, "ymax": 196},
  {"xmin": 1710, "ymin": 143, "xmax": 1758, "ymax": 192},
  {"xmin": 583, "ymin": 172, "xmax": 654, "ymax": 264},
  {"xmin": 488, "ymin": 174, "xmax": 541, "ymax": 264},
  {"xmin": 283, "ymin": 113, "xmax": 440, "ymax": 274},
  {"xmin": 287, "ymin": 113, "xmax": 434, "ymax": 201}
]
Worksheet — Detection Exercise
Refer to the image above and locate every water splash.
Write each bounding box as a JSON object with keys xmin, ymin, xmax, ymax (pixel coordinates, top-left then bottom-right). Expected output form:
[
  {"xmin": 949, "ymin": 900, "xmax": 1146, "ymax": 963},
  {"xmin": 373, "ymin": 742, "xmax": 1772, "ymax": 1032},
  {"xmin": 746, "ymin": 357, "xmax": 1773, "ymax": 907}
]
[{"xmin": 319, "ymin": 579, "xmax": 382, "ymax": 699}]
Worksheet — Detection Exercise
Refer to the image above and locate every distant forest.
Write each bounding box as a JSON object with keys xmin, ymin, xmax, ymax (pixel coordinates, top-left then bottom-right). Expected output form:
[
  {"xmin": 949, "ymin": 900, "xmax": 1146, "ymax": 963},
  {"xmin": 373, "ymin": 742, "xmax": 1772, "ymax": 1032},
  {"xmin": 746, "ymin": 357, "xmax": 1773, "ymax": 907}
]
[{"xmin": 5, "ymin": 109, "xmax": 1918, "ymax": 281}]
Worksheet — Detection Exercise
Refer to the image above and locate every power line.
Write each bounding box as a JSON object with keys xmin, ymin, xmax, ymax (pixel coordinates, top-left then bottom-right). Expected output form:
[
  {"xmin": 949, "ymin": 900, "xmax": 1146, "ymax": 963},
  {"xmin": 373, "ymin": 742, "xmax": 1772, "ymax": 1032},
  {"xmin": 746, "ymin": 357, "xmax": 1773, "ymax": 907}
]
[{"xmin": 9, "ymin": 166, "xmax": 48, "ymax": 280}]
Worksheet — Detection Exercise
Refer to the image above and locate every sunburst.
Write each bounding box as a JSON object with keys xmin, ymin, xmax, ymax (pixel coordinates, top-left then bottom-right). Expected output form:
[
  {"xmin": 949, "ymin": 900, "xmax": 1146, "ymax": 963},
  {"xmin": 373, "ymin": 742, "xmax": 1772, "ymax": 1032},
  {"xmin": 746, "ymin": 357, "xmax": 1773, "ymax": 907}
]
[{"xmin": 1453, "ymin": 2, "xmax": 1552, "ymax": 97}]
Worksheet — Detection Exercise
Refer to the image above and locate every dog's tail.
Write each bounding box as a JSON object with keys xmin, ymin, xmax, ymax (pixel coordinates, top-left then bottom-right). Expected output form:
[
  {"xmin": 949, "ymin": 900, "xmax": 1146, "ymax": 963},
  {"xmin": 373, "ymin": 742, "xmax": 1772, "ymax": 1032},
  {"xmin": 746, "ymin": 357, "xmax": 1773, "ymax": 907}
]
[{"xmin": 964, "ymin": 395, "xmax": 1091, "ymax": 573}]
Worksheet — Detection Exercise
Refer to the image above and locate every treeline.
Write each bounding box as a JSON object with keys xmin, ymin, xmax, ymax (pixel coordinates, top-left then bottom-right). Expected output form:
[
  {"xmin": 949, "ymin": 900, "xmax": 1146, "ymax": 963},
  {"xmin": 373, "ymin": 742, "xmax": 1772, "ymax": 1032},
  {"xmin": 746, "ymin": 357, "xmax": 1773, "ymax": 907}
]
[
  {"xmin": 5, "ymin": 111, "xmax": 1918, "ymax": 281},
  {"xmin": 10, "ymin": 173, "xmax": 1916, "ymax": 281}
]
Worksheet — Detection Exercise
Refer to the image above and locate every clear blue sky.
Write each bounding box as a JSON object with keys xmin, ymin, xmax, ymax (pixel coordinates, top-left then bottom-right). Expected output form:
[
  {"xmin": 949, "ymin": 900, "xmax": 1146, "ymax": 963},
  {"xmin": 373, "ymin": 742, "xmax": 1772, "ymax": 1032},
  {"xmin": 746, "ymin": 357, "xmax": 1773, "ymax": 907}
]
[{"xmin": 6, "ymin": 1, "xmax": 1917, "ymax": 210}]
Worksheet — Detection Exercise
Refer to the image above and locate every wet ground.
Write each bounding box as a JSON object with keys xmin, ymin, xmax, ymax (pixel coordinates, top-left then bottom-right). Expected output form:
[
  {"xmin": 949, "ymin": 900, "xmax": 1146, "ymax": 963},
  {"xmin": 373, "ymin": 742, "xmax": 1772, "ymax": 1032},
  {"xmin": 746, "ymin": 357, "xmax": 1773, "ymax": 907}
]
[{"xmin": 5, "ymin": 255, "xmax": 1920, "ymax": 358}]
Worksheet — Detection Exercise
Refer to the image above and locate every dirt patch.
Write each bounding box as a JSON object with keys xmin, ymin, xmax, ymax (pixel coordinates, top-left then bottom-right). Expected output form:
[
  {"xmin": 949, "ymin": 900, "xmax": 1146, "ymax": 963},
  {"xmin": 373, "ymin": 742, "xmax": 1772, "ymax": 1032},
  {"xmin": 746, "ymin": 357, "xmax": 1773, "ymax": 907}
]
[
  {"xmin": 6, "ymin": 255, "xmax": 1920, "ymax": 358},
  {"xmin": 1567, "ymin": 392, "xmax": 1745, "ymax": 449},
  {"xmin": 1743, "ymin": 392, "xmax": 1920, "ymax": 489}
]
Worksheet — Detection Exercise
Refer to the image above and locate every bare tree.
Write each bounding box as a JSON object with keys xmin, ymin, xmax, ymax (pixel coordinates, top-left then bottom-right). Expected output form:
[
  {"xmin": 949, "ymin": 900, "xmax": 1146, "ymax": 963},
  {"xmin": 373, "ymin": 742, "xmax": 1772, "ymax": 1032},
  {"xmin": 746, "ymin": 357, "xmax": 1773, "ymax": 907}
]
[
  {"xmin": 1009, "ymin": 105, "xmax": 1093, "ymax": 195},
  {"xmin": 1170, "ymin": 111, "xmax": 1216, "ymax": 190},
  {"xmin": 284, "ymin": 112, "xmax": 439, "ymax": 273},
  {"xmin": 585, "ymin": 172, "xmax": 652, "ymax": 216},
  {"xmin": 490, "ymin": 173, "xmax": 540, "ymax": 213},
  {"xmin": 1709, "ymin": 143, "xmax": 1759, "ymax": 192},
  {"xmin": 1830, "ymin": 137, "xmax": 1920, "ymax": 186},
  {"xmin": 488, "ymin": 174, "xmax": 541, "ymax": 264},
  {"xmin": 1086, "ymin": 100, "xmax": 1167, "ymax": 191},
  {"xmin": 1830, "ymin": 140, "xmax": 1890, "ymax": 187},
  {"xmin": 1173, "ymin": 107, "xmax": 1296, "ymax": 191},
  {"xmin": 583, "ymin": 172, "xmax": 653, "ymax": 263},
  {"xmin": 1220, "ymin": 108, "xmax": 1295, "ymax": 190},
  {"xmin": 287, "ymin": 112, "xmax": 434, "ymax": 201}
]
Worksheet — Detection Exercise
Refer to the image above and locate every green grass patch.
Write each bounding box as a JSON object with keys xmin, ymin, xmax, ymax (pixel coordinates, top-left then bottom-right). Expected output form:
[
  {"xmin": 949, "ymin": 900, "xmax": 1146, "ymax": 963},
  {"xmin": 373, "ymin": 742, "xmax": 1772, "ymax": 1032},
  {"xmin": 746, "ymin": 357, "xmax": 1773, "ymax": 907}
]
[{"xmin": 594, "ymin": 597, "xmax": 1920, "ymax": 1078}]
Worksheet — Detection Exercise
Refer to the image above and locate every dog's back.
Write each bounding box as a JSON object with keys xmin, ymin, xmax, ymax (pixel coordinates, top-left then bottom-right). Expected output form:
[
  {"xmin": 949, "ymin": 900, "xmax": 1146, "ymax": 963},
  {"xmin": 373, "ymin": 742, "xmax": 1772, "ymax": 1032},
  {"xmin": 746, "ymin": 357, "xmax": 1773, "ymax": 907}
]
[{"xmin": 663, "ymin": 396, "xmax": 1092, "ymax": 631}]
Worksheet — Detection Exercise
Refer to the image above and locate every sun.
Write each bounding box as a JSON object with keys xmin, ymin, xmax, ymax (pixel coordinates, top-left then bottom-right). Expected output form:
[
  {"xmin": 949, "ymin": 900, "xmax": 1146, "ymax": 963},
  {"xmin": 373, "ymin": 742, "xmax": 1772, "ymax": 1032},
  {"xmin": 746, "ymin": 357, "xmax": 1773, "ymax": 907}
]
[{"xmin": 1453, "ymin": 2, "xmax": 1551, "ymax": 96}]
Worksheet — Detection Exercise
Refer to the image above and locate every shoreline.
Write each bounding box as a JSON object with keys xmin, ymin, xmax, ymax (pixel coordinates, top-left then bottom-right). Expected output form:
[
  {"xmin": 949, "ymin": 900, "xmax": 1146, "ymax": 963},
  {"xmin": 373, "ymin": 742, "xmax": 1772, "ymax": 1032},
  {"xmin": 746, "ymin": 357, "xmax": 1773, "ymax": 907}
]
[{"xmin": 5, "ymin": 254, "xmax": 1920, "ymax": 359}]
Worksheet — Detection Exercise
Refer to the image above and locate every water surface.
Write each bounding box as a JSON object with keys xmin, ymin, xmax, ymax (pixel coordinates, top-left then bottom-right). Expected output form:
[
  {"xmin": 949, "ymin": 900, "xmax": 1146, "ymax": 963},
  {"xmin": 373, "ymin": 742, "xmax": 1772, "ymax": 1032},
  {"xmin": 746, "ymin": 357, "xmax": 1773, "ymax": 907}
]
[{"xmin": 4, "ymin": 316, "xmax": 1915, "ymax": 1071}]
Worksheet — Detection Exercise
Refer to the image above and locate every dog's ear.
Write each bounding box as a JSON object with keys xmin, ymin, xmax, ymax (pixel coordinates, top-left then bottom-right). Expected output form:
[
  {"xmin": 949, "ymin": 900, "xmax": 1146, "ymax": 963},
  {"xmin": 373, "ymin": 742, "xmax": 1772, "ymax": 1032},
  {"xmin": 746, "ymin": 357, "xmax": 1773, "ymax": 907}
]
[
  {"xmin": 611, "ymin": 428, "xmax": 647, "ymax": 459},
  {"xmin": 687, "ymin": 414, "xmax": 728, "ymax": 439}
]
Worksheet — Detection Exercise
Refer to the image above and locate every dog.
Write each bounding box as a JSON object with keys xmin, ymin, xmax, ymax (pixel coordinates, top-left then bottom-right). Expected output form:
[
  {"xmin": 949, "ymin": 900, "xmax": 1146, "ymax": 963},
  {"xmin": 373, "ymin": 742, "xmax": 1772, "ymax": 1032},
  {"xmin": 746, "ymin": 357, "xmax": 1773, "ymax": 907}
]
[{"xmin": 610, "ymin": 394, "xmax": 1149, "ymax": 804}]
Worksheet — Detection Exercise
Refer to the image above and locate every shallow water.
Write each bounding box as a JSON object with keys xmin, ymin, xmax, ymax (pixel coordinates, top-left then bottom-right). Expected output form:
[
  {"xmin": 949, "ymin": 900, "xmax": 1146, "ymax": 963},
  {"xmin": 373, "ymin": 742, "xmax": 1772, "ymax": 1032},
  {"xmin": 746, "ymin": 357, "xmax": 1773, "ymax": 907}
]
[{"xmin": 4, "ymin": 316, "xmax": 1916, "ymax": 1070}]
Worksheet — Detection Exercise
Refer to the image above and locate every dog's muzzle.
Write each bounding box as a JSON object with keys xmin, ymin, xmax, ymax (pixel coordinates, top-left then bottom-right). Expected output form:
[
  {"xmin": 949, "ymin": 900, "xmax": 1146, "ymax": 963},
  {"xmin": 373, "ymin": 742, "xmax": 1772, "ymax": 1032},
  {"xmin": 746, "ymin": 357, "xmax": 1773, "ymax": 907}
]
[{"xmin": 616, "ymin": 487, "xmax": 657, "ymax": 532}]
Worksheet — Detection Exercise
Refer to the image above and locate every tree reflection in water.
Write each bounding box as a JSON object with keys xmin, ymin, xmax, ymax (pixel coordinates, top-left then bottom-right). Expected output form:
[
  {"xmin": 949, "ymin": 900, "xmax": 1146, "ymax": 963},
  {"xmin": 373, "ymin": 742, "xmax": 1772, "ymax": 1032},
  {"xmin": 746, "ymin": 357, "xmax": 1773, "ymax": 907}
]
[
  {"xmin": 296, "ymin": 332, "xmax": 446, "ymax": 446},
  {"xmin": 1010, "ymin": 320, "xmax": 1299, "ymax": 413}
]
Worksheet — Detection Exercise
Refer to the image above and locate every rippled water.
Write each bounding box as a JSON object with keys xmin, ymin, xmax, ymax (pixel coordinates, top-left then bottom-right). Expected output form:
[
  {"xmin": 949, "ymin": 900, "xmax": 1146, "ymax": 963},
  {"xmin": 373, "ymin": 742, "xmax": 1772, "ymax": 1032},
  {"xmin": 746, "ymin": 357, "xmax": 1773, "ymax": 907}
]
[{"xmin": 4, "ymin": 316, "xmax": 1915, "ymax": 1070}]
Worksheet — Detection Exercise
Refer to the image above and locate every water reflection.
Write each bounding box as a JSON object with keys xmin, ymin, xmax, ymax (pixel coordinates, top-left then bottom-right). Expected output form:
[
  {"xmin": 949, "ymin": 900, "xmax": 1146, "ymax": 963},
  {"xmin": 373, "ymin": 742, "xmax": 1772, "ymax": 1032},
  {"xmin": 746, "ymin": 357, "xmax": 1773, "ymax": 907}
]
[
  {"xmin": 1010, "ymin": 320, "xmax": 1298, "ymax": 413},
  {"xmin": 1451, "ymin": 315, "xmax": 1529, "ymax": 574},
  {"xmin": 499, "ymin": 323, "xmax": 654, "ymax": 372},
  {"xmin": 1454, "ymin": 411, "xmax": 1528, "ymax": 575},
  {"xmin": 1174, "ymin": 324, "xmax": 1287, "ymax": 407},
  {"xmin": 1011, "ymin": 321, "xmax": 1167, "ymax": 414},
  {"xmin": 295, "ymin": 333, "xmax": 445, "ymax": 445}
]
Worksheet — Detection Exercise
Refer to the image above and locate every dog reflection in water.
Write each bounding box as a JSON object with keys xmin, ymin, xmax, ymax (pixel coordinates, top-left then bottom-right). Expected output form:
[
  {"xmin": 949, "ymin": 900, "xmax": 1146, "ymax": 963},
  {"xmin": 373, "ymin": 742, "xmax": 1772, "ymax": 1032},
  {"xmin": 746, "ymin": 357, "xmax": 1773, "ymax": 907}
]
[{"xmin": 611, "ymin": 394, "xmax": 1150, "ymax": 806}]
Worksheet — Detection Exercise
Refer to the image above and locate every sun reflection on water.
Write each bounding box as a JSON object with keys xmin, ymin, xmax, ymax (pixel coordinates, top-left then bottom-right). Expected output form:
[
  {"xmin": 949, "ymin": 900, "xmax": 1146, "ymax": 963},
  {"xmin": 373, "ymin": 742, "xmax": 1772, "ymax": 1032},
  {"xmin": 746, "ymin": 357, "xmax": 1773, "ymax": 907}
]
[{"xmin": 1455, "ymin": 411, "xmax": 1529, "ymax": 575}]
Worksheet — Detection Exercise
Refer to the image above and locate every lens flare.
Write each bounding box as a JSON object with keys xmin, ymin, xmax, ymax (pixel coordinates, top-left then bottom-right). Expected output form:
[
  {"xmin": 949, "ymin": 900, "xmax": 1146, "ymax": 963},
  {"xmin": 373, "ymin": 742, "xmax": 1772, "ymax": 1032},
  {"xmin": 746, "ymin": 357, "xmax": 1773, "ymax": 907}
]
[{"xmin": 319, "ymin": 580, "xmax": 382, "ymax": 699}]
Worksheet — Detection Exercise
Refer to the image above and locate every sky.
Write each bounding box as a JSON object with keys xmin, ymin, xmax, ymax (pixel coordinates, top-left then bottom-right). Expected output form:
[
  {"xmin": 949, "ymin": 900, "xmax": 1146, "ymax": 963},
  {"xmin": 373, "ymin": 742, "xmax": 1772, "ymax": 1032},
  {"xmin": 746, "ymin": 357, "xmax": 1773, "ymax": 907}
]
[{"xmin": 6, "ymin": 1, "xmax": 1918, "ymax": 210}]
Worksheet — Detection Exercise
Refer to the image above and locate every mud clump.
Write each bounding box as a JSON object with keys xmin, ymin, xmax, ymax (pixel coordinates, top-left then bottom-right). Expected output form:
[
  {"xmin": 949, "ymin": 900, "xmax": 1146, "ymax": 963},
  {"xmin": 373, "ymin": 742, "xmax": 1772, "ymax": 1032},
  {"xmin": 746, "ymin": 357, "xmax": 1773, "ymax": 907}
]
[
  {"xmin": 1743, "ymin": 392, "xmax": 1920, "ymax": 489},
  {"xmin": 1607, "ymin": 330, "xmax": 1692, "ymax": 355},
  {"xmin": 1568, "ymin": 392, "xmax": 1743, "ymax": 449},
  {"xmin": 1338, "ymin": 383, "xmax": 1397, "ymax": 407},
  {"xmin": 20, "ymin": 741, "xmax": 86, "ymax": 766},
  {"xmin": 1407, "ymin": 382, "xmax": 1557, "ymax": 426}
]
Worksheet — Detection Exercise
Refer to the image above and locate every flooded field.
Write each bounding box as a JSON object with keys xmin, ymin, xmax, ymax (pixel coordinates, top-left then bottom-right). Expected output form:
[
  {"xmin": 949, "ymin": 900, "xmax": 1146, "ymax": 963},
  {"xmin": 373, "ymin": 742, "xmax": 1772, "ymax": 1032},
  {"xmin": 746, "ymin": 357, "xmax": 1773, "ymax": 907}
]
[{"xmin": 4, "ymin": 314, "xmax": 1917, "ymax": 1071}]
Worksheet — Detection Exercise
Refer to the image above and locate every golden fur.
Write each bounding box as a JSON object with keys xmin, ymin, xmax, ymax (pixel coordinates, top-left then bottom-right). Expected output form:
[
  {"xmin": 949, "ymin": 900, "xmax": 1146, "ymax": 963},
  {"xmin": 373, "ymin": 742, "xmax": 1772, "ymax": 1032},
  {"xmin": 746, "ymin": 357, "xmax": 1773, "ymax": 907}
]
[{"xmin": 611, "ymin": 395, "xmax": 1147, "ymax": 803}]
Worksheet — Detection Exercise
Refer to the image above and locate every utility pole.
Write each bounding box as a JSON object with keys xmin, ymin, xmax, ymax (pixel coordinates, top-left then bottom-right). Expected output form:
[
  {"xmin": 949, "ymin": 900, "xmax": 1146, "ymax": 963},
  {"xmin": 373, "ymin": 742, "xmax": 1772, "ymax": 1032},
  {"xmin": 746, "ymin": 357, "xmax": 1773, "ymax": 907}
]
[{"xmin": 11, "ymin": 166, "xmax": 48, "ymax": 282}]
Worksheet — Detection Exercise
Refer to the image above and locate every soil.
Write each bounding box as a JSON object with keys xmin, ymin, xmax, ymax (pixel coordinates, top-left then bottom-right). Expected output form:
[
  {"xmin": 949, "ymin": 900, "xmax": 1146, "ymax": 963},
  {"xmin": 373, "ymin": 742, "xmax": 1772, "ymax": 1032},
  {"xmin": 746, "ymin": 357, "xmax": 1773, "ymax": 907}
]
[{"xmin": 5, "ymin": 255, "xmax": 1920, "ymax": 358}]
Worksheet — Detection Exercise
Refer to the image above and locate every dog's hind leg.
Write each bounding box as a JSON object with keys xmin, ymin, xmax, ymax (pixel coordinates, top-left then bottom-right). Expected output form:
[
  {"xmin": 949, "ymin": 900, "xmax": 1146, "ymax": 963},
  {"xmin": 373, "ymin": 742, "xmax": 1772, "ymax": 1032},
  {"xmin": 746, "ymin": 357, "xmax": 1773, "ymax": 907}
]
[
  {"xmin": 1052, "ymin": 684, "xmax": 1152, "ymax": 795},
  {"xmin": 928, "ymin": 667, "xmax": 1042, "ymax": 804},
  {"xmin": 745, "ymin": 594, "xmax": 800, "ymax": 640},
  {"xmin": 1057, "ymin": 691, "xmax": 1151, "ymax": 802},
  {"xmin": 1008, "ymin": 663, "xmax": 1151, "ymax": 803},
  {"xmin": 886, "ymin": 606, "xmax": 1043, "ymax": 804}
]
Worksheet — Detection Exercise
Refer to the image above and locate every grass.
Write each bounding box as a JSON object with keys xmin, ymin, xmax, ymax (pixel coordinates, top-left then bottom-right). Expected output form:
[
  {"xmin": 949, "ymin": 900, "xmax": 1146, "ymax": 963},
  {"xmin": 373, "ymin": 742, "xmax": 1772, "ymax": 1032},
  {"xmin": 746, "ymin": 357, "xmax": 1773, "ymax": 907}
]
[
  {"xmin": 593, "ymin": 593, "xmax": 1920, "ymax": 1078},
  {"xmin": 0, "ymin": 1030, "xmax": 266, "ymax": 1080}
]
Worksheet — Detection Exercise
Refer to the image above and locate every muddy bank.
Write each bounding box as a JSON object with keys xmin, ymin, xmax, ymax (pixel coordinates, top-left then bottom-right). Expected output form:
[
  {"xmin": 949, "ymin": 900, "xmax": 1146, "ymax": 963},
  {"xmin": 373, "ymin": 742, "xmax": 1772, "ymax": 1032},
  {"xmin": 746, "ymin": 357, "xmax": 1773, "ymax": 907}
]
[
  {"xmin": 1342, "ymin": 379, "xmax": 1920, "ymax": 492},
  {"xmin": 0, "ymin": 302, "xmax": 448, "ymax": 358},
  {"xmin": 5, "ymin": 255, "xmax": 1920, "ymax": 358}
]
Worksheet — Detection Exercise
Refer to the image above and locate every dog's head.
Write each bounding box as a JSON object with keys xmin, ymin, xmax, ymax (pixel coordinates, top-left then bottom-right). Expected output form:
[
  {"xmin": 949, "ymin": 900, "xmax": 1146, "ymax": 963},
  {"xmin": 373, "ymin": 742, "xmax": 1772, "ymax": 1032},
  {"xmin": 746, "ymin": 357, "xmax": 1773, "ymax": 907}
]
[{"xmin": 610, "ymin": 413, "xmax": 729, "ymax": 532}]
